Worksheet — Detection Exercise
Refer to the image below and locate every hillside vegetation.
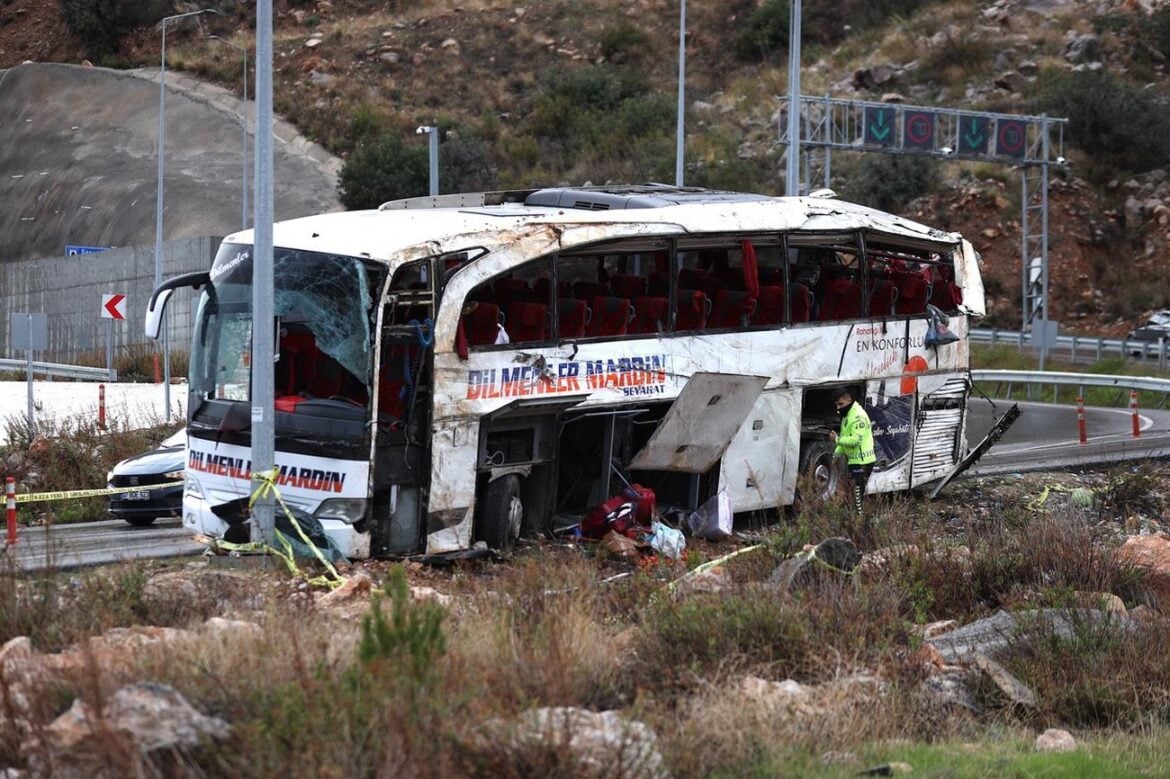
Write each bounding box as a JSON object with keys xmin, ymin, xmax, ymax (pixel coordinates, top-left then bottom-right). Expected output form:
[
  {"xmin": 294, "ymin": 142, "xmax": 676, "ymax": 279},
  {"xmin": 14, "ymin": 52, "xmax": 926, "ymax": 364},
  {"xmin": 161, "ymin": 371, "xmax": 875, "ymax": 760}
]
[{"xmin": 4, "ymin": 0, "xmax": 1170, "ymax": 330}]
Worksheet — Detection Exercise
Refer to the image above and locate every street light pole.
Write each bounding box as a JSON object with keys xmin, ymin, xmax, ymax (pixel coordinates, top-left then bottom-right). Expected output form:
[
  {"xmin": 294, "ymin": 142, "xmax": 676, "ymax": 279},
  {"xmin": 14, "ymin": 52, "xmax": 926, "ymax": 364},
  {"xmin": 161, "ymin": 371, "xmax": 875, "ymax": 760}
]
[
  {"xmin": 675, "ymin": 0, "xmax": 686, "ymax": 187},
  {"xmin": 155, "ymin": 8, "xmax": 221, "ymax": 422},
  {"xmin": 785, "ymin": 0, "xmax": 802, "ymax": 196},
  {"xmin": 207, "ymin": 35, "xmax": 250, "ymax": 231}
]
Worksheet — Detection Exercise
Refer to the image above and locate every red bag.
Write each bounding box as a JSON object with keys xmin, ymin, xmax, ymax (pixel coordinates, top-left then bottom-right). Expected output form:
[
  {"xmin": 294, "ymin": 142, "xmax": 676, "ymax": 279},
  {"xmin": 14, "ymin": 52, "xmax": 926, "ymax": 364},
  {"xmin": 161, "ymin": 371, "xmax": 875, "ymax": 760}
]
[{"xmin": 580, "ymin": 484, "xmax": 656, "ymax": 540}]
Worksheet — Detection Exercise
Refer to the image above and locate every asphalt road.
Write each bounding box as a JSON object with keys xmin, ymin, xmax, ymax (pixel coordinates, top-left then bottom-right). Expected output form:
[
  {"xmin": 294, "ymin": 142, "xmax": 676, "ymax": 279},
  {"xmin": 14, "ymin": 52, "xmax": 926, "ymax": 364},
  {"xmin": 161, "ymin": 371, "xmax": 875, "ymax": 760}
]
[
  {"xmin": 969, "ymin": 399, "xmax": 1170, "ymax": 474},
  {"xmin": 9, "ymin": 400, "xmax": 1170, "ymax": 572},
  {"xmin": 5, "ymin": 517, "xmax": 204, "ymax": 573}
]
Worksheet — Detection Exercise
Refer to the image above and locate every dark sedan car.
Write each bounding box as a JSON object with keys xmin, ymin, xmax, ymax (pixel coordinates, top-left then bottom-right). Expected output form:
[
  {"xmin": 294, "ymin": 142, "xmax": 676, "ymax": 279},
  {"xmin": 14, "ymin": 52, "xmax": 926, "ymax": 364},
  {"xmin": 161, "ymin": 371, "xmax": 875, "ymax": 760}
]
[{"xmin": 107, "ymin": 429, "xmax": 185, "ymax": 527}]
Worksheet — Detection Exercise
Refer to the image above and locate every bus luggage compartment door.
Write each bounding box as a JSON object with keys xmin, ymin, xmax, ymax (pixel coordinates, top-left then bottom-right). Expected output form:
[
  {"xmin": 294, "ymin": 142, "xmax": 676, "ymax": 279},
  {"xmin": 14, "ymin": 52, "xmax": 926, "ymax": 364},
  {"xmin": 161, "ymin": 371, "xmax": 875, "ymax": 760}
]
[{"xmin": 629, "ymin": 372, "xmax": 769, "ymax": 473}]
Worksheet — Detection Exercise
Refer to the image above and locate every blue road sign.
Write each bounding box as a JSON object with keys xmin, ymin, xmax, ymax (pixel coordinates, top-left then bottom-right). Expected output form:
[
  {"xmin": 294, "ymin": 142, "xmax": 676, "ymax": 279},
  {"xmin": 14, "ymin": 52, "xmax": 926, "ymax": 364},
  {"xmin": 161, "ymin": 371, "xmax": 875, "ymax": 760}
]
[{"xmin": 65, "ymin": 245, "xmax": 109, "ymax": 256}]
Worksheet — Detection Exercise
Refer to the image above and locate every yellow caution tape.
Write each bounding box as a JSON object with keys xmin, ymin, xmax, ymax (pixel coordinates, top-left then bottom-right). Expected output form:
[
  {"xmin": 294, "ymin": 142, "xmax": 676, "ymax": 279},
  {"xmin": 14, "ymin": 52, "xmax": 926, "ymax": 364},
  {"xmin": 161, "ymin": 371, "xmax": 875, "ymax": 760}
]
[
  {"xmin": 248, "ymin": 468, "xmax": 343, "ymax": 589},
  {"xmin": 14, "ymin": 482, "xmax": 183, "ymax": 504}
]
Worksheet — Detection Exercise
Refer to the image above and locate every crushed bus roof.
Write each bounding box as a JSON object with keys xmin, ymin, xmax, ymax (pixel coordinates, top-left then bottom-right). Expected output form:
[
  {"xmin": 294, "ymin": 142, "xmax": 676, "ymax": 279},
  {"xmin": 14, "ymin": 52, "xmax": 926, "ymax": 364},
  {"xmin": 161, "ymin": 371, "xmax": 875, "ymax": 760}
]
[{"xmin": 220, "ymin": 186, "xmax": 960, "ymax": 263}]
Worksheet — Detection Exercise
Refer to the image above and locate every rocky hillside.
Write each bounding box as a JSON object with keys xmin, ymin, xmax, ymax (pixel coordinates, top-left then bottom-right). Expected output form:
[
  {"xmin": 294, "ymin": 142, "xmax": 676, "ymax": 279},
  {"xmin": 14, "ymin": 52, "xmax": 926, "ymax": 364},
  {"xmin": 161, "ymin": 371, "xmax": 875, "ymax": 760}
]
[{"xmin": 3, "ymin": 0, "xmax": 1170, "ymax": 333}]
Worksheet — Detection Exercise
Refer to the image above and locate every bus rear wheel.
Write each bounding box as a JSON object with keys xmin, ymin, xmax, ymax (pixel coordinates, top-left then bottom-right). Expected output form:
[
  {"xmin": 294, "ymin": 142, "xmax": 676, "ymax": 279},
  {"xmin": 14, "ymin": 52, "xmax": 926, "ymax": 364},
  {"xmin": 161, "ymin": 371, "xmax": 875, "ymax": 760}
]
[{"xmin": 475, "ymin": 474, "xmax": 523, "ymax": 555}]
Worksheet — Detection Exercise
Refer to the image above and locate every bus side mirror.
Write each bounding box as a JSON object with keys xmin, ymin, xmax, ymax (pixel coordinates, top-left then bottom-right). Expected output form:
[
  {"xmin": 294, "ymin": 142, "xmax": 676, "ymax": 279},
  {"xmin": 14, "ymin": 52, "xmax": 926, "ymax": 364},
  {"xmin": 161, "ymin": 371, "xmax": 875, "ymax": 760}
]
[
  {"xmin": 145, "ymin": 270, "xmax": 211, "ymax": 340},
  {"xmin": 145, "ymin": 289, "xmax": 173, "ymax": 340}
]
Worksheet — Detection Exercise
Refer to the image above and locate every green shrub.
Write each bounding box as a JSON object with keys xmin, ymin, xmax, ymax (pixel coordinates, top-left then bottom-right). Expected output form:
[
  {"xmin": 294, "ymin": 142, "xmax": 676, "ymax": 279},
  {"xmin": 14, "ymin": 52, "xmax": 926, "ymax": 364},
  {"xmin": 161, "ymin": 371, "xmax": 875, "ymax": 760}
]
[
  {"xmin": 58, "ymin": 0, "xmax": 174, "ymax": 58},
  {"xmin": 1150, "ymin": 8, "xmax": 1170, "ymax": 58},
  {"xmin": 733, "ymin": 0, "xmax": 934, "ymax": 62},
  {"xmin": 599, "ymin": 20, "xmax": 650, "ymax": 63},
  {"xmin": 357, "ymin": 566, "xmax": 446, "ymax": 682},
  {"xmin": 1032, "ymin": 69, "xmax": 1170, "ymax": 179},
  {"xmin": 338, "ymin": 134, "xmax": 429, "ymax": 209},
  {"xmin": 836, "ymin": 154, "xmax": 940, "ymax": 213}
]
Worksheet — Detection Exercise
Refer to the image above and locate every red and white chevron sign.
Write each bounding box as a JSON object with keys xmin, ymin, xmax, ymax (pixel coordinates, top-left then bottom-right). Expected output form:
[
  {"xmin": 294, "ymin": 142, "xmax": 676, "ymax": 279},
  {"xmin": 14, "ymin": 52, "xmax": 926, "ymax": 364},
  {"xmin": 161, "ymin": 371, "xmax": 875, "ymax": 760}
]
[{"xmin": 101, "ymin": 293, "xmax": 126, "ymax": 321}]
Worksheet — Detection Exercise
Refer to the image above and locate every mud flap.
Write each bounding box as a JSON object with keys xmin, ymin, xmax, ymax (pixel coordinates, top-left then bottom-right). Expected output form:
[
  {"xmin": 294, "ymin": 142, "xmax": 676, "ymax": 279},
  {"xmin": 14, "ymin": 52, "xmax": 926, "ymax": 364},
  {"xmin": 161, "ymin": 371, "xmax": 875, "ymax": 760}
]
[{"xmin": 928, "ymin": 403, "xmax": 1021, "ymax": 499}]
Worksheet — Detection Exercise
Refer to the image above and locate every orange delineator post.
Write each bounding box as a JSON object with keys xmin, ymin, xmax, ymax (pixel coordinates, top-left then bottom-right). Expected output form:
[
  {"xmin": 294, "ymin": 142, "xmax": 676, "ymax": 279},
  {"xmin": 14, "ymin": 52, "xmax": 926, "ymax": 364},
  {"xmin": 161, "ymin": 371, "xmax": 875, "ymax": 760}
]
[
  {"xmin": 153, "ymin": 353, "xmax": 161, "ymax": 384},
  {"xmin": 1077, "ymin": 396, "xmax": 1087, "ymax": 445},
  {"xmin": 5, "ymin": 477, "xmax": 16, "ymax": 547},
  {"xmin": 1131, "ymin": 390, "xmax": 1141, "ymax": 438},
  {"xmin": 98, "ymin": 383, "xmax": 106, "ymax": 430}
]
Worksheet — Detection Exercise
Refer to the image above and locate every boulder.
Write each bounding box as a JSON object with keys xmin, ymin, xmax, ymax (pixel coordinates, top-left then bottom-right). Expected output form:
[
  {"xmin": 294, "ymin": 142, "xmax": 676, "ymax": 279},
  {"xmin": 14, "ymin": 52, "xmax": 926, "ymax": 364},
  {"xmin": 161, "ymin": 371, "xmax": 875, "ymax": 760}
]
[
  {"xmin": 1035, "ymin": 728, "xmax": 1077, "ymax": 752},
  {"xmin": 479, "ymin": 707, "xmax": 666, "ymax": 779},
  {"xmin": 1117, "ymin": 534, "xmax": 1170, "ymax": 610},
  {"xmin": 32, "ymin": 682, "xmax": 230, "ymax": 777}
]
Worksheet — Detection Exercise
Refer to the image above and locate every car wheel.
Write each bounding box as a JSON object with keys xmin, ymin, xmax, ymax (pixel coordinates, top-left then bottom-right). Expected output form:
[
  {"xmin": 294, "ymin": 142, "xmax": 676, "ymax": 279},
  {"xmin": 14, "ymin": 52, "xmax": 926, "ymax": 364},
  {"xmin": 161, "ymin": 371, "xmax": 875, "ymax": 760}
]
[
  {"xmin": 474, "ymin": 475, "xmax": 523, "ymax": 555},
  {"xmin": 124, "ymin": 517, "xmax": 158, "ymax": 527}
]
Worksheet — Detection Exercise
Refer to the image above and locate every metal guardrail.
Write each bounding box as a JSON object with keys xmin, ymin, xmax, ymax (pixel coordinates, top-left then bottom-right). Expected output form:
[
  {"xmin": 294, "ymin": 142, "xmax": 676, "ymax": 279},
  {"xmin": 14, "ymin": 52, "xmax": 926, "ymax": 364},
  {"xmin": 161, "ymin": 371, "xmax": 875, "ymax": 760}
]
[
  {"xmin": 970, "ymin": 327, "xmax": 1169, "ymax": 368},
  {"xmin": 0, "ymin": 358, "xmax": 115, "ymax": 382},
  {"xmin": 970, "ymin": 369, "xmax": 1170, "ymax": 407}
]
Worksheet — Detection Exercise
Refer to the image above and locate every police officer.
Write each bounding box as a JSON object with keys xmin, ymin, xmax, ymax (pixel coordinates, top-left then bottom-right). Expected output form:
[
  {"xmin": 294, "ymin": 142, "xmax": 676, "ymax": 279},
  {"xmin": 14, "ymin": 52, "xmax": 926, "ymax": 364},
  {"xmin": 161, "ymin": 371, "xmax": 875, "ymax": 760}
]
[{"xmin": 829, "ymin": 387, "xmax": 876, "ymax": 514}]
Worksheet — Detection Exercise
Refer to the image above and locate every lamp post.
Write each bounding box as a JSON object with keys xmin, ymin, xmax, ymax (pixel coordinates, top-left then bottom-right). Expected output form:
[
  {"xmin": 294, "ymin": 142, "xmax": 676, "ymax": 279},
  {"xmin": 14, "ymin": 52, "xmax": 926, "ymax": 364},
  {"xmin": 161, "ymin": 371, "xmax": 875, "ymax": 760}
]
[
  {"xmin": 206, "ymin": 35, "xmax": 249, "ymax": 231},
  {"xmin": 785, "ymin": 0, "xmax": 802, "ymax": 196},
  {"xmin": 675, "ymin": 0, "xmax": 686, "ymax": 187},
  {"xmin": 155, "ymin": 8, "xmax": 221, "ymax": 421},
  {"xmin": 416, "ymin": 125, "xmax": 439, "ymax": 196}
]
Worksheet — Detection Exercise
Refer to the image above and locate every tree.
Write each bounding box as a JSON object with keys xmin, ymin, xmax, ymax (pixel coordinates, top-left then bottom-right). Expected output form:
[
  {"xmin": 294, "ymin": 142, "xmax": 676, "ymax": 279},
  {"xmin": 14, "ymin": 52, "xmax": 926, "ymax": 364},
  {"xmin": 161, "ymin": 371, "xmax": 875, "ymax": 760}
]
[{"xmin": 338, "ymin": 135, "xmax": 429, "ymax": 210}]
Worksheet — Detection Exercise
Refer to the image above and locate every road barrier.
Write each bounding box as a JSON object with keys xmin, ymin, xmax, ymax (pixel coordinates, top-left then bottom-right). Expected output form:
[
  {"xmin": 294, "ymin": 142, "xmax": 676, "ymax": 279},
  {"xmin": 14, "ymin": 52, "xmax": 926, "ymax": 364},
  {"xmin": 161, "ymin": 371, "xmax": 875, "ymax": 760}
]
[
  {"xmin": 5, "ymin": 478, "xmax": 15, "ymax": 547},
  {"xmin": 970, "ymin": 369, "xmax": 1170, "ymax": 408},
  {"xmin": 1076, "ymin": 396, "xmax": 1087, "ymax": 445},
  {"xmin": 0, "ymin": 358, "xmax": 116, "ymax": 382},
  {"xmin": 970, "ymin": 328, "xmax": 1169, "ymax": 369},
  {"xmin": 1131, "ymin": 390, "xmax": 1141, "ymax": 439}
]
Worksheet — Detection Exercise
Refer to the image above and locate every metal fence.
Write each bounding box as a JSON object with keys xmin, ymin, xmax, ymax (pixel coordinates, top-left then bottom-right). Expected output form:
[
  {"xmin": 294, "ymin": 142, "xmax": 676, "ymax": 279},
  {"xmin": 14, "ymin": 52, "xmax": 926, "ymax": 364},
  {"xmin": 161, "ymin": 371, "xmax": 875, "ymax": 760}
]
[
  {"xmin": 0, "ymin": 358, "xmax": 114, "ymax": 381},
  {"xmin": 0, "ymin": 237, "xmax": 218, "ymax": 364},
  {"xmin": 970, "ymin": 327, "xmax": 1169, "ymax": 369}
]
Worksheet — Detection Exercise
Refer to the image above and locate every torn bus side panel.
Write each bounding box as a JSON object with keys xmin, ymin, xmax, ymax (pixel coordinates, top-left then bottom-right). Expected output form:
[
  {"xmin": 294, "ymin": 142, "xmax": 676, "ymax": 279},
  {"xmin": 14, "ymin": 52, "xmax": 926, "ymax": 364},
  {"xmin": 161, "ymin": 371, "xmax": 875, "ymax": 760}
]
[
  {"xmin": 717, "ymin": 390, "xmax": 802, "ymax": 511},
  {"xmin": 955, "ymin": 238, "xmax": 986, "ymax": 318}
]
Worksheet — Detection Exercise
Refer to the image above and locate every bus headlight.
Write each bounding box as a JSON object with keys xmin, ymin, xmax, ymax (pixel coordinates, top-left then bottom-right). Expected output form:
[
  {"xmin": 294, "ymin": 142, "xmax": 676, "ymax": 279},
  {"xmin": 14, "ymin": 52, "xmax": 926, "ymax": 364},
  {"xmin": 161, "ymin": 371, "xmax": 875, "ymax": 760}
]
[
  {"xmin": 164, "ymin": 469, "xmax": 184, "ymax": 480},
  {"xmin": 185, "ymin": 473, "xmax": 204, "ymax": 499},
  {"xmin": 314, "ymin": 498, "xmax": 368, "ymax": 524}
]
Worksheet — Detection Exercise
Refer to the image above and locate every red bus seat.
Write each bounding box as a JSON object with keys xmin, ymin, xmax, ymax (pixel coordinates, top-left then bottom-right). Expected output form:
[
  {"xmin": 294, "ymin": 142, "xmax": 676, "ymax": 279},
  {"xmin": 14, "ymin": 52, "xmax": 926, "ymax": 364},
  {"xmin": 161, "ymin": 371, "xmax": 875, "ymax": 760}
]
[
  {"xmin": 819, "ymin": 277, "xmax": 862, "ymax": 321},
  {"xmin": 630, "ymin": 296, "xmax": 670, "ymax": 334},
  {"xmin": 676, "ymin": 289, "xmax": 710, "ymax": 330},
  {"xmin": 709, "ymin": 289, "xmax": 758, "ymax": 329},
  {"xmin": 609, "ymin": 274, "xmax": 647, "ymax": 299},
  {"xmin": 558, "ymin": 297, "xmax": 589, "ymax": 338},
  {"xmin": 586, "ymin": 296, "xmax": 631, "ymax": 337},
  {"xmin": 506, "ymin": 301, "xmax": 549, "ymax": 342}
]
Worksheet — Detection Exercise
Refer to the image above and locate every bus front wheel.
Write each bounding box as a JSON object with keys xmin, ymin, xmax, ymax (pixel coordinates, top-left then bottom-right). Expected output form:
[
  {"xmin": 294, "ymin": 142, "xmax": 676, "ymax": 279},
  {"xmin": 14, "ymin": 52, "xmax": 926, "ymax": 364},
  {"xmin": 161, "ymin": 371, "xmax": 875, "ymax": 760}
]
[
  {"xmin": 800, "ymin": 441, "xmax": 839, "ymax": 503},
  {"xmin": 475, "ymin": 474, "xmax": 523, "ymax": 555}
]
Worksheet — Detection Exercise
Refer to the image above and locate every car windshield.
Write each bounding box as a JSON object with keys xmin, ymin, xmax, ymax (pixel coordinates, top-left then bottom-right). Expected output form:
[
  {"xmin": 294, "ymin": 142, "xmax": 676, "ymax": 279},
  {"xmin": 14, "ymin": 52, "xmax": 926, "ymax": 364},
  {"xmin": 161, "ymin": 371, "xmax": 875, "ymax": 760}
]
[{"xmin": 1146, "ymin": 311, "xmax": 1170, "ymax": 328}]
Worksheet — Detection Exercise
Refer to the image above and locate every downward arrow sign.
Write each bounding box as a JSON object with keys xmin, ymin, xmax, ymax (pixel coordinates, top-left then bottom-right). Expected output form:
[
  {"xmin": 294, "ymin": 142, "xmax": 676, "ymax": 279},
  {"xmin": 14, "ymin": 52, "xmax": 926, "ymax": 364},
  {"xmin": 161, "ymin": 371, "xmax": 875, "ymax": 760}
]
[{"xmin": 870, "ymin": 112, "xmax": 891, "ymax": 141}]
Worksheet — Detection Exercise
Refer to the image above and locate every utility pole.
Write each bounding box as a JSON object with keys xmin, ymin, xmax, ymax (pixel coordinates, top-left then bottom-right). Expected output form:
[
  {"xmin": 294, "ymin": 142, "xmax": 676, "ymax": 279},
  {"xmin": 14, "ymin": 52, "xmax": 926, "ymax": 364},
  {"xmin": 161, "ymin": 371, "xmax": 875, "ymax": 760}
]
[
  {"xmin": 675, "ymin": 0, "xmax": 686, "ymax": 187},
  {"xmin": 785, "ymin": 0, "xmax": 802, "ymax": 196},
  {"xmin": 251, "ymin": 0, "xmax": 276, "ymax": 545}
]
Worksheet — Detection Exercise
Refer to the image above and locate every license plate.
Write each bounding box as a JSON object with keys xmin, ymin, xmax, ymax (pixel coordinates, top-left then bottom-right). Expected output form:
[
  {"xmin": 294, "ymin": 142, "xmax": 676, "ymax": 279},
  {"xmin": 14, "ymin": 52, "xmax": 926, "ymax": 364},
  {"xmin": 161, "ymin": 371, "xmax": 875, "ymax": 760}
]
[{"xmin": 123, "ymin": 491, "xmax": 151, "ymax": 501}]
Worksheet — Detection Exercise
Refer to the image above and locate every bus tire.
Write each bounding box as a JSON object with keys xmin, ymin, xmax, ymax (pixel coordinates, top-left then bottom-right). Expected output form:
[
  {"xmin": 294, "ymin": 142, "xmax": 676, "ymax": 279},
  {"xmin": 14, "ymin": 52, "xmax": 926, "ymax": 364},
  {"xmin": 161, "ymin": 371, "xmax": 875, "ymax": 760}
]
[
  {"xmin": 475, "ymin": 474, "xmax": 523, "ymax": 555},
  {"xmin": 801, "ymin": 440, "xmax": 839, "ymax": 503}
]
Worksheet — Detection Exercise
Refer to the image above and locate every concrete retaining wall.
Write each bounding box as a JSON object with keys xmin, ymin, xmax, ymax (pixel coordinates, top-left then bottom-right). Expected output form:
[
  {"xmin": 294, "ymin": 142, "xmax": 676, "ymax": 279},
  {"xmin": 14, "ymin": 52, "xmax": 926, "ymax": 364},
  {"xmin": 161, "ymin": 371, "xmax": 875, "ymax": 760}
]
[{"xmin": 0, "ymin": 237, "xmax": 218, "ymax": 363}]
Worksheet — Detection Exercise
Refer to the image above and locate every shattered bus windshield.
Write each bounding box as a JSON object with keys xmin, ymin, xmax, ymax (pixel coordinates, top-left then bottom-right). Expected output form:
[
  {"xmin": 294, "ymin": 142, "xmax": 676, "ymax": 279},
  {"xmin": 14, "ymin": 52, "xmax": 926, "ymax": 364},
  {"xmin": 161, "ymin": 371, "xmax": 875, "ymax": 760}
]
[{"xmin": 190, "ymin": 243, "xmax": 380, "ymax": 446}]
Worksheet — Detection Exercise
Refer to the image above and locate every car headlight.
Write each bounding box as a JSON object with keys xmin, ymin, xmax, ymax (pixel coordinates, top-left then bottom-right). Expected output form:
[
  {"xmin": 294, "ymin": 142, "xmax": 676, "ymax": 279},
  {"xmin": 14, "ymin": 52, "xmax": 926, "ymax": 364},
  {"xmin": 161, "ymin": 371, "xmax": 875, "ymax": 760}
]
[
  {"xmin": 164, "ymin": 470, "xmax": 183, "ymax": 480},
  {"xmin": 184, "ymin": 473, "xmax": 204, "ymax": 499},
  {"xmin": 106, "ymin": 471, "xmax": 114, "ymax": 484},
  {"xmin": 314, "ymin": 498, "xmax": 367, "ymax": 524}
]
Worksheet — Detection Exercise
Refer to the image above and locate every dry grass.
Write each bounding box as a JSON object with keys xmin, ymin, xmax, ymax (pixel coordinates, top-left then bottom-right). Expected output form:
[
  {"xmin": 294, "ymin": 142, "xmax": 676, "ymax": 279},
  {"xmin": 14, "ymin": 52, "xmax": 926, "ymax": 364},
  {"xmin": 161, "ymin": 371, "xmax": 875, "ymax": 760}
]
[{"xmin": 0, "ymin": 471, "xmax": 1167, "ymax": 775}]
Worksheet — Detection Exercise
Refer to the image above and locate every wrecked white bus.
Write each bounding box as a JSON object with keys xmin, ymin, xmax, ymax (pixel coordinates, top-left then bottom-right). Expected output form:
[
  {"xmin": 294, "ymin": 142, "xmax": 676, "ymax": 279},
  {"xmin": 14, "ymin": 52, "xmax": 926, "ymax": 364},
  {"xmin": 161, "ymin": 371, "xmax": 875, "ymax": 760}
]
[{"xmin": 147, "ymin": 185, "xmax": 994, "ymax": 559}]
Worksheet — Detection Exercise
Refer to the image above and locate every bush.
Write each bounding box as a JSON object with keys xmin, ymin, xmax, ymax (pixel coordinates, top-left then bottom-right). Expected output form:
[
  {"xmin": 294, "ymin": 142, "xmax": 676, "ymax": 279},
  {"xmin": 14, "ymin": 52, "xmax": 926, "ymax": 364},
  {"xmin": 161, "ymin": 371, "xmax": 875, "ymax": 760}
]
[
  {"xmin": 338, "ymin": 134, "xmax": 428, "ymax": 209},
  {"xmin": 836, "ymin": 154, "xmax": 940, "ymax": 213},
  {"xmin": 734, "ymin": 0, "xmax": 934, "ymax": 62},
  {"xmin": 58, "ymin": 0, "xmax": 173, "ymax": 58},
  {"xmin": 1032, "ymin": 69, "xmax": 1170, "ymax": 179},
  {"xmin": 599, "ymin": 21, "xmax": 650, "ymax": 63},
  {"xmin": 338, "ymin": 130, "xmax": 494, "ymax": 209}
]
